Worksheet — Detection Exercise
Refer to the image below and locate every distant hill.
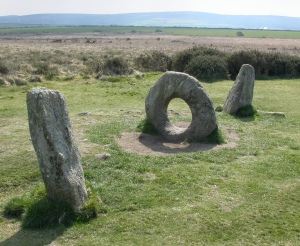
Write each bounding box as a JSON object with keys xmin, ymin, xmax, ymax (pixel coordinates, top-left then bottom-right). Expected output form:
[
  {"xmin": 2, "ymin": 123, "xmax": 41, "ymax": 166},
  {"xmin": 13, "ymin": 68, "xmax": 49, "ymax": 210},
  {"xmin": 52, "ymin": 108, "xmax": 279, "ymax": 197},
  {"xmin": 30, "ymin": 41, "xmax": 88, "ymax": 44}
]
[{"xmin": 0, "ymin": 12, "xmax": 300, "ymax": 30}]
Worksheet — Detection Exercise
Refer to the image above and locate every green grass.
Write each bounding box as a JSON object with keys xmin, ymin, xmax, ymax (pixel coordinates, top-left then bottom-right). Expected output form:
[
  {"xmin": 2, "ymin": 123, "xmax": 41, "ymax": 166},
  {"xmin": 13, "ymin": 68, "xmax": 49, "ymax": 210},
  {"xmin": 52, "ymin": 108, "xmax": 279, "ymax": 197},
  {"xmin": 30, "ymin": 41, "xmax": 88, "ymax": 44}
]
[
  {"xmin": 4, "ymin": 185, "xmax": 101, "ymax": 229},
  {"xmin": 203, "ymin": 127, "xmax": 225, "ymax": 144},
  {"xmin": 0, "ymin": 74, "xmax": 299, "ymax": 245},
  {"xmin": 1, "ymin": 25, "xmax": 300, "ymax": 39},
  {"xmin": 136, "ymin": 118, "xmax": 158, "ymax": 135}
]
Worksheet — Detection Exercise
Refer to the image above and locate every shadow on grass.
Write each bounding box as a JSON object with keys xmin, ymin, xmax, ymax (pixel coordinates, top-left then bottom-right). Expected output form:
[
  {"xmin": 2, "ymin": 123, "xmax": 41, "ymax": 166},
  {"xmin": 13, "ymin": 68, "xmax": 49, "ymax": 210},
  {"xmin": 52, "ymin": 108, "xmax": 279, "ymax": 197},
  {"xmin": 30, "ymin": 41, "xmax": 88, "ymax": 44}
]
[
  {"xmin": 138, "ymin": 133, "xmax": 218, "ymax": 154},
  {"xmin": 234, "ymin": 115, "xmax": 256, "ymax": 122},
  {"xmin": 0, "ymin": 226, "xmax": 66, "ymax": 246},
  {"xmin": 233, "ymin": 105, "xmax": 257, "ymax": 122},
  {"xmin": 1, "ymin": 186, "xmax": 100, "ymax": 245}
]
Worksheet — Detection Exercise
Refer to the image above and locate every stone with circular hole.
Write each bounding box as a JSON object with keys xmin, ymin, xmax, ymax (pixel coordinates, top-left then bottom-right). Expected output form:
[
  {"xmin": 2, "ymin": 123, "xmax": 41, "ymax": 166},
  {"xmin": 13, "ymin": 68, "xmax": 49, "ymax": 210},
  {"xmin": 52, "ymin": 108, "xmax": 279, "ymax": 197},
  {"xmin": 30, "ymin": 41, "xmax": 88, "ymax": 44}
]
[{"xmin": 145, "ymin": 71, "xmax": 217, "ymax": 142}]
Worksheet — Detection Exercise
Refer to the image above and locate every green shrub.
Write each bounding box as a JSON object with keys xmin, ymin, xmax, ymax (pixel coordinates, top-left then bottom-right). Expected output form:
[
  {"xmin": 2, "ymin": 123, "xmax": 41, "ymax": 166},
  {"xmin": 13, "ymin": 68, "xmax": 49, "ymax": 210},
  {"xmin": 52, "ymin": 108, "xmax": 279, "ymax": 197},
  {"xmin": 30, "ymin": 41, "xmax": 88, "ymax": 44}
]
[
  {"xmin": 227, "ymin": 50, "xmax": 300, "ymax": 79},
  {"xmin": 22, "ymin": 197, "xmax": 76, "ymax": 229},
  {"xmin": 137, "ymin": 119, "xmax": 158, "ymax": 135},
  {"xmin": 172, "ymin": 46, "xmax": 226, "ymax": 72},
  {"xmin": 135, "ymin": 51, "xmax": 172, "ymax": 72},
  {"xmin": 227, "ymin": 50, "xmax": 267, "ymax": 79},
  {"xmin": 0, "ymin": 61, "xmax": 9, "ymax": 74},
  {"xmin": 236, "ymin": 31, "xmax": 245, "ymax": 37},
  {"xmin": 4, "ymin": 197, "xmax": 28, "ymax": 218},
  {"xmin": 184, "ymin": 55, "xmax": 228, "ymax": 82},
  {"xmin": 266, "ymin": 53, "xmax": 300, "ymax": 77},
  {"xmin": 34, "ymin": 62, "xmax": 59, "ymax": 80},
  {"xmin": 4, "ymin": 185, "xmax": 102, "ymax": 229},
  {"xmin": 102, "ymin": 56, "xmax": 131, "ymax": 76}
]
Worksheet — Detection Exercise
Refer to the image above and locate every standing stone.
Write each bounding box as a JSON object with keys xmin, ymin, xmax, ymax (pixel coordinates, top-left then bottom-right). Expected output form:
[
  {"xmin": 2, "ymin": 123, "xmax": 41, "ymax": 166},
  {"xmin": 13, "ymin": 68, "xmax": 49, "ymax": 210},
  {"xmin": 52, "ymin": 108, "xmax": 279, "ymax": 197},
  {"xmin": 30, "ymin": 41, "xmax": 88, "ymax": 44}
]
[
  {"xmin": 27, "ymin": 88, "xmax": 87, "ymax": 211},
  {"xmin": 223, "ymin": 64, "xmax": 255, "ymax": 114}
]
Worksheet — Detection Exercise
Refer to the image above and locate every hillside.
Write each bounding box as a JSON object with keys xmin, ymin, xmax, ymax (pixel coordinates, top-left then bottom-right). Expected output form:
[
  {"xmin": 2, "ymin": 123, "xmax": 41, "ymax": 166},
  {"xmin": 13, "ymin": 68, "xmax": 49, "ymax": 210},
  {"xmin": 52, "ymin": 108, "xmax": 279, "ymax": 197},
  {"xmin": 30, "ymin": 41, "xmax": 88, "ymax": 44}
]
[{"xmin": 0, "ymin": 12, "xmax": 300, "ymax": 30}]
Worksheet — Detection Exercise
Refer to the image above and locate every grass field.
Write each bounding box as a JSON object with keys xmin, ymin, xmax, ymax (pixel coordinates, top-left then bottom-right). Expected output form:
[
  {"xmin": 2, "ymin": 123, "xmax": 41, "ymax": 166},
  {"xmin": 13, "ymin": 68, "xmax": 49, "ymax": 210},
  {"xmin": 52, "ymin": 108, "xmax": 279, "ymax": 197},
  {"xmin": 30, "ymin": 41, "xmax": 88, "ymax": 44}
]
[
  {"xmin": 0, "ymin": 73, "xmax": 299, "ymax": 245},
  {"xmin": 1, "ymin": 25, "xmax": 300, "ymax": 39}
]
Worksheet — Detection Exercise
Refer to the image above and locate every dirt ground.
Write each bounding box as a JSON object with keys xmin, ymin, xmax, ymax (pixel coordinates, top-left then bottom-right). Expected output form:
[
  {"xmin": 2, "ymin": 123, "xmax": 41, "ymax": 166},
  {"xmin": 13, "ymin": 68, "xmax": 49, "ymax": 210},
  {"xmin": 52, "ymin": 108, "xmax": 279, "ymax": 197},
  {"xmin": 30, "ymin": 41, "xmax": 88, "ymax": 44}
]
[{"xmin": 118, "ymin": 123, "xmax": 239, "ymax": 156}]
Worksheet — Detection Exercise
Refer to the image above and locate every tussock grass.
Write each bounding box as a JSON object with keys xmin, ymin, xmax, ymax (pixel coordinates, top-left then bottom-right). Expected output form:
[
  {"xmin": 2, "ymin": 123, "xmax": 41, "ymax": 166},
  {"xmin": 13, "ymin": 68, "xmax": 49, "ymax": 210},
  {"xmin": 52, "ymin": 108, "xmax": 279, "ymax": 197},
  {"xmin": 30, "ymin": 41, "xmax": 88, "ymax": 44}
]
[
  {"xmin": 136, "ymin": 118, "xmax": 158, "ymax": 135},
  {"xmin": 4, "ymin": 184, "xmax": 102, "ymax": 229}
]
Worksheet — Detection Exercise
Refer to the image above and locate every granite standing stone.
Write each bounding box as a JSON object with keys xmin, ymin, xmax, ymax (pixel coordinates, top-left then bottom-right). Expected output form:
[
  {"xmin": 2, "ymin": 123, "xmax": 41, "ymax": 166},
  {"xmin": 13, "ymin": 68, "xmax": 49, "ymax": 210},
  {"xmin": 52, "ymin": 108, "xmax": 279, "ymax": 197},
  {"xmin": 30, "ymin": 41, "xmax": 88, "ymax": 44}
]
[
  {"xmin": 223, "ymin": 64, "xmax": 255, "ymax": 114},
  {"xmin": 27, "ymin": 88, "xmax": 87, "ymax": 211}
]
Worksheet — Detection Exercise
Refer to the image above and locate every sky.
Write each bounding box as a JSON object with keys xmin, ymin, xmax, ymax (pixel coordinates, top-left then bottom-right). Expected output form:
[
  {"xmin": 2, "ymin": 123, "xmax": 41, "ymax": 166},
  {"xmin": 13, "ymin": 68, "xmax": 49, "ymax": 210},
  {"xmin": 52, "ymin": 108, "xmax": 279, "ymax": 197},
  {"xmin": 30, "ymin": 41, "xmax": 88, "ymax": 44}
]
[{"xmin": 0, "ymin": 0, "xmax": 300, "ymax": 17}]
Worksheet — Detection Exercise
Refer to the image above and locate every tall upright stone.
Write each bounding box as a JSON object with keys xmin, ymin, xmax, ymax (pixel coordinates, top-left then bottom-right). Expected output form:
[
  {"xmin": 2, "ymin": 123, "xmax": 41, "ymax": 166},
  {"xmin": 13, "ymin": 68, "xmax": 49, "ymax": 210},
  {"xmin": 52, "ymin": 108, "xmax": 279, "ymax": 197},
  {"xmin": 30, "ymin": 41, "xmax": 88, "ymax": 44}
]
[
  {"xmin": 27, "ymin": 88, "xmax": 87, "ymax": 211},
  {"xmin": 223, "ymin": 64, "xmax": 255, "ymax": 115}
]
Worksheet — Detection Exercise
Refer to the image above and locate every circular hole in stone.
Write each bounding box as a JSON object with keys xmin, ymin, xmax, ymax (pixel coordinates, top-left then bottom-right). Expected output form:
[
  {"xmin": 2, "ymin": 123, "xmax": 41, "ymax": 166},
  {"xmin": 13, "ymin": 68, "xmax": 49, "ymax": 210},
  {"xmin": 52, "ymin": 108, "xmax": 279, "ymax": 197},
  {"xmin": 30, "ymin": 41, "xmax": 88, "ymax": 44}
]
[{"xmin": 167, "ymin": 98, "xmax": 192, "ymax": 130}]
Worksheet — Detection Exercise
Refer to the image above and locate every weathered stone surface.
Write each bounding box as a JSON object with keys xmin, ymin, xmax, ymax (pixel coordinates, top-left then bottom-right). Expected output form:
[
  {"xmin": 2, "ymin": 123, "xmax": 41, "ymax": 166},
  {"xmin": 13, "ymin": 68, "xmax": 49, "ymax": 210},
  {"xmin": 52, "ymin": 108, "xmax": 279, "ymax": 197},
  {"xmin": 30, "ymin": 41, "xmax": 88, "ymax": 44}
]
[
  {"xmin": 223, "ymin": 64, "xmax": 255, "ymax": 114},
  {"xmin": 145, "ymin": 71, "xmax": 217, "ymax": 142},
  {"xmin": 27, "ymin": 88, "xmax": 87, "ymax": 211}
]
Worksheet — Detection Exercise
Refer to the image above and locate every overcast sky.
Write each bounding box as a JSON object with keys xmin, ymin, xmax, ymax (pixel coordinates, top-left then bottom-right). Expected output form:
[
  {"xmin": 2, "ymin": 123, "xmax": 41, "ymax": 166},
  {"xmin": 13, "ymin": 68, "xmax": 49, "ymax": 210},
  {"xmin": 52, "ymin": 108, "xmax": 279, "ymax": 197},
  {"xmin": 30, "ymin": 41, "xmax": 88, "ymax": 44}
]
[{"xmin": 0, "ymin": 0, "xmax": 300, "ymax": 17}]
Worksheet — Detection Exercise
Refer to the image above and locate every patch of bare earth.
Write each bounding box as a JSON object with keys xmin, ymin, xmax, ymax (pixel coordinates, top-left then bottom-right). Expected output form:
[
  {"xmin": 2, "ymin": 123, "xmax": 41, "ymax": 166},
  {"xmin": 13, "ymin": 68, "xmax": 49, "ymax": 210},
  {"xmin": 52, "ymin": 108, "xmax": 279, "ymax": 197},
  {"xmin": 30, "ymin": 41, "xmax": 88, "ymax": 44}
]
[{"xmin": 117, "ymin": 123, "xmax": 239, "ymax": 156}]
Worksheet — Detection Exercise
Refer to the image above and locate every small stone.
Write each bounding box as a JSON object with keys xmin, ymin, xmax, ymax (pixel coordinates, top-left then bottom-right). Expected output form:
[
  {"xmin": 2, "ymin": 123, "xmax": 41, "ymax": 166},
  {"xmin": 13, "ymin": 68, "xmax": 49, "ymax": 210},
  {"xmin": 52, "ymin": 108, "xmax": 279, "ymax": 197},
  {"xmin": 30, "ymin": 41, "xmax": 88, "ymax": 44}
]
[
  {"xmin": 258, "ymin": 110, "xmax": 286, "ymax": 118},
  {"xmin": 95, "ymin": 153, "xmax": 111, "ymax": 160}
]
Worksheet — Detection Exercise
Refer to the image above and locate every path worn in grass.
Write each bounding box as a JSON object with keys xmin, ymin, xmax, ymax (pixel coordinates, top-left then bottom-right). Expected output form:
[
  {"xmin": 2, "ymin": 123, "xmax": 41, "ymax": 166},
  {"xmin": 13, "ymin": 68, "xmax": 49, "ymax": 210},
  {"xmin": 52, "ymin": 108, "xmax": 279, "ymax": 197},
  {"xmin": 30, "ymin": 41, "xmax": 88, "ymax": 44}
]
[{"xmin": 0, "ymin": 74, "xmax": 299, "ymax": 245}]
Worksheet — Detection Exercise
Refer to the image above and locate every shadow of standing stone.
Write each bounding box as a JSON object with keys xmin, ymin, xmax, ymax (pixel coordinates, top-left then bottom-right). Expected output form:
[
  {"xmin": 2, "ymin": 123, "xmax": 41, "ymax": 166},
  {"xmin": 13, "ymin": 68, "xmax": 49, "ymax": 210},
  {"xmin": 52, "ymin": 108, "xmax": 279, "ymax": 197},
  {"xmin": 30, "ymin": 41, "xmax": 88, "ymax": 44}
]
[
  {"xmin": 27, "ymin": 88, "xmax": 87, "ymax": 211},
  {"xmin": 223, "ymin": 64, "xmax": 255, "ymax": 115}
]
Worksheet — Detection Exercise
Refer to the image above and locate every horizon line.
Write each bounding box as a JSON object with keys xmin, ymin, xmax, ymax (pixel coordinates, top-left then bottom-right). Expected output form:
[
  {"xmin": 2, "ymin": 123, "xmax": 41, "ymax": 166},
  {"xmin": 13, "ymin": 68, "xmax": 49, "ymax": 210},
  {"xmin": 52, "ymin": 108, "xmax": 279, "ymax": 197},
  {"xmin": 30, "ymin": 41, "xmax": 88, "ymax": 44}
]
[{"xmin": 1, "ymin": 11, "xmax": 300, "ymax": 19}]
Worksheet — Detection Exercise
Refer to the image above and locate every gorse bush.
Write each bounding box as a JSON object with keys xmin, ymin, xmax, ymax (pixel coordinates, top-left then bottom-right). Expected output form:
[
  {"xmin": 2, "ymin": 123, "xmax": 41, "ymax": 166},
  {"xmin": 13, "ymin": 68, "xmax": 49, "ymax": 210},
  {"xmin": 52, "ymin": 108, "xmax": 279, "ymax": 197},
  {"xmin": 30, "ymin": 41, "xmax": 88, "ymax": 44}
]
[
  {"xmin": 227, "ymin": 50, "xmax": 266, "ymax": 79},
  {"xmin": 84, "ymin": 56, "xmax": 132, "ymax": 78},
  {"xmin": 172, "ymin": 46, "xmax": 226, "ymax": 72},
  {"xmin": 0, "ymin": 60, "xmax": 9, "ymax": 74},
  {"xmin": 34, "ymin": 62, "xmax": 59, "ymax": 80},
  {"xmin": 135, "ymin": 51, "xmax": 172, "ymax": 72},
  {"xmin": 185, "ymin": 55, "xmax": 228, "ymax": 82},
  {"xmin": 102, "ymin": 56, "xmax": 132, "ymax": 76},
  {"xmin": 171, "ymin": 47, "xmax": 300, "ymax": 81},
  {"xmin": 227, "ymin": 50, "xmax": 300, "ymax": 79},
  {"xmin": 236, "ymin": 31, "xmax": 245, "ymax": 37}
]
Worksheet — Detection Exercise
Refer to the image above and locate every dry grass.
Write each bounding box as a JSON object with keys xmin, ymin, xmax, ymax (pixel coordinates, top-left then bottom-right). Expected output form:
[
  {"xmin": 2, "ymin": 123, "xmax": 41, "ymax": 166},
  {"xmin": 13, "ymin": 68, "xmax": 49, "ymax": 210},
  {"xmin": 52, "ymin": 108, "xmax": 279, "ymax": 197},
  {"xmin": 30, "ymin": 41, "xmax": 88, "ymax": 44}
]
[{"xmin": 1, "ymin": 34, "xmax": 300, "ymax": 82}]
